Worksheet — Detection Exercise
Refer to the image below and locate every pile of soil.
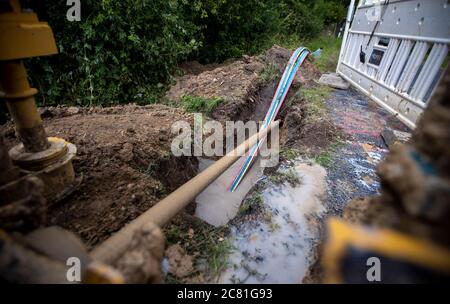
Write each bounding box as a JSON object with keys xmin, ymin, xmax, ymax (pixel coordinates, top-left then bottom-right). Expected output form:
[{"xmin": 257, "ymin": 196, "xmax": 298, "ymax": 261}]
[
  {"xmin": 167, "ymin": 54, "xmax": 265, "ymax": 122},
  {"xmin": 2, "ymin": 104, "xmax": 198, "ymax": 248},
  {"xmin": 179, "ymin": 61, "xmax": 221, "ymax": 76},
  {"xmin": 278, "ymin": 93, "xmax": 343, "ymax": 154},
  {"xmin": 167, "ymin": 45, "xmax": 321, "ymax": 123},
  {"xmin": 168, "ymin": 45, "xmax": 336, "ymax": 153},
  {"xmin": 260, "ymin": 45, "xmax": 321, "ymax": 88}
]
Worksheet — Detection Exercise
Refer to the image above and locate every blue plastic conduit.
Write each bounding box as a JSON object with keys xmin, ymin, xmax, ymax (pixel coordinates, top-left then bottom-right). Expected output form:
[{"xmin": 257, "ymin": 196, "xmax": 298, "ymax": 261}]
[{"xmin": 229, "ymin": 47, "xmax": 310, "ymax": 192}]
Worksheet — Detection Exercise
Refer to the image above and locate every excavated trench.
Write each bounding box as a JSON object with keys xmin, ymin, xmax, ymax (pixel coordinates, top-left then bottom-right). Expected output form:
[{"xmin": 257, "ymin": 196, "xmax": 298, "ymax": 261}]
[
  {"xmin": 0, "ymin": 46, "xmax": 309, "ymax": 250},
  {"xmin": 193, "ymin": 84, "xmax": 334, "ymax": 283},
  {"xmin": 166, "ymin": 46, "xmax": 344, "ymax": 283}
]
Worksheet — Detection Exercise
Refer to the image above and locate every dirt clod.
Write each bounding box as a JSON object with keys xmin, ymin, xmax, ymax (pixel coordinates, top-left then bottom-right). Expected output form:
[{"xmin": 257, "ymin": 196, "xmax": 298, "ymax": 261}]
[
  {"xmin": 165, "ymin": 244, "xmax": 194, "ymax": 279},
  {"xmin": 113, "ymin": 222, "xmax": 165, "ymax": 283}
]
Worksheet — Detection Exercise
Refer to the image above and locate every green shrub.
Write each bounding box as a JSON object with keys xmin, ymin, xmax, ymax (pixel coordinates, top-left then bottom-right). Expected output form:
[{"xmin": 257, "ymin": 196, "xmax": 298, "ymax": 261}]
[
  {"xmin": 27, "ymin": 0, "xmax": 199, "ymax": 107},
  {"xmin": 183, "ymin": 0, "xmax": 280, "ymax": 62},
  {"xmin": 279, "ymin": 0, "xmax": 323, "ymax": 40},
  {"xmin": 278, "ymin": 0, "xmax": 346, "ymax": 41},
  {"xmin": 313, "ymin": 0, "xmax": 347, "ymax": 25}
]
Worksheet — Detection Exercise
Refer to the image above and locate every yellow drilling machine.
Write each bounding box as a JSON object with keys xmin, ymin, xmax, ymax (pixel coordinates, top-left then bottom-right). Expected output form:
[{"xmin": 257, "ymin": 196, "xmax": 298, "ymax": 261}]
[{"xmin": 0, "ymin": 0, "xmax": 129, "ymax": 283}]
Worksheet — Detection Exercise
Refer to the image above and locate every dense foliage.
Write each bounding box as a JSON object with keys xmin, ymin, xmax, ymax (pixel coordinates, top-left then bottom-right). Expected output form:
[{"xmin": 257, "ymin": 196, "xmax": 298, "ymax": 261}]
[
  {"xmin": 280, "ymin": 0, "xmax": 346, "ymax": 39},
  {"xmin": 184, "ymin": 0, "xmax": 281, "ymax": 62},
  {"xmin": 28, "ymin": 0, "xmax": 199, "ymax": 106},
  {"xmin": 26, "ymin": 0, "xmax": 347, "ymax": 106}
]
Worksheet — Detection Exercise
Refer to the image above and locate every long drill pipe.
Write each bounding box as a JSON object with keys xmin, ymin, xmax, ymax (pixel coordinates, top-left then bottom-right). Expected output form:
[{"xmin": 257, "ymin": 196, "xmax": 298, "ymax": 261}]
[
  {"xmin": 0, "ymin": 61, "xmax": 49, "ymax": 152},
  {"xmin": 91, "ymin": 120, "xmax": 280, "ymax": 263}
]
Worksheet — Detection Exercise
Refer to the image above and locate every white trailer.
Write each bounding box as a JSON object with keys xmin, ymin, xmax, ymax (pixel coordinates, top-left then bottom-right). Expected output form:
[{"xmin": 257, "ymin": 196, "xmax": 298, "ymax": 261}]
[{"xmin": 337, "ymin": 0, "xmax": 450, "ymax": 129}]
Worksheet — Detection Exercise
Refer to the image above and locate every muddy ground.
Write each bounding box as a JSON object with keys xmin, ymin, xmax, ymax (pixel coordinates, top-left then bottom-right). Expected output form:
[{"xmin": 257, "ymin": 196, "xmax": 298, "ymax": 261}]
[
  {"xmin": 162, "ymin": 46, "xmax": 355, "ymax": 283},
  {"xmin": 1, "ymin": 45, "xmax": 331, "ymax": 279}
]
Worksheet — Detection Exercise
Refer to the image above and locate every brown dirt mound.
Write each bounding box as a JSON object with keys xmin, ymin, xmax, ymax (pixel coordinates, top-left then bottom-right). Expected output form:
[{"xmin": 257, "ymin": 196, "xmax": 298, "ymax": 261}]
[
  {"xmin": 167, "ymin": 55, "xmax": 265, "ymax": 122},
  {"xmin": 166, "ymin": 45, "xmax": 322, "ymax": 124},
  {"xmin": 261, "ymin": 45, "xmax": 322, "ymax": 88},
  {"xmin": 179, "ymin": 61, "xmax": 221, "ymax": 76},
  {"xmin": 277, "ymin": 90, "xmax": 343, "ymax": 154},
  {"xmin": 2, "ymin": 104, "xmax": 198, "ymax": 248},
  {"xmin": 283, "ymin": 113, "xmax": 341, "ymax": 154}
]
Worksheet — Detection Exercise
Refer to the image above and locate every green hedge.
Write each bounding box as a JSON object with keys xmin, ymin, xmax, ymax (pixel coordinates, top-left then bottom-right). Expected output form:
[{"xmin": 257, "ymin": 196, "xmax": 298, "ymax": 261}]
[
  {"xmin": 25, "ymin": 0, "xmax": 347, "ymax": 107},
  {"xmin": 28, "ymin": 0, "xmax": 199, "ymax": 106},
  {"xmin": 184, "ymin": 0, "xmax": 280, "ymax": 62}
]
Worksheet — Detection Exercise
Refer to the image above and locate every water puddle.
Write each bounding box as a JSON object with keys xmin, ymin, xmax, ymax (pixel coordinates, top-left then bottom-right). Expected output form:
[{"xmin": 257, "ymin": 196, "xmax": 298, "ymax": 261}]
[
  {"xmin": 219, "ymin": 163, "xmax": 327, "ymax": 283},
  {"xmin": 195, "ymin": 157, "xmax": 264, "ymax": 227}
]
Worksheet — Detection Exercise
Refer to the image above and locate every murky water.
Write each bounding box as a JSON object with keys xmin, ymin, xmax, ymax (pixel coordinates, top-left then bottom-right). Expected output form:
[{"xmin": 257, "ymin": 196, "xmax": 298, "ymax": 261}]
[
  {"xmin": 195, "ymin": 157, "xmax": 264, "ymax": 227},
  {"xmin": 219, "ymin": 163, "xmax": 327, "ymax": 284}
]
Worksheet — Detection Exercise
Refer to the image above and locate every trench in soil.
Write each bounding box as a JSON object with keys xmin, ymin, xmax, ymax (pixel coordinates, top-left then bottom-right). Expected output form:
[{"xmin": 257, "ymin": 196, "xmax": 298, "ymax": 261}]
[{"xmin": 190, "ymin": 78, "xmax": 328, "ymax": 283}]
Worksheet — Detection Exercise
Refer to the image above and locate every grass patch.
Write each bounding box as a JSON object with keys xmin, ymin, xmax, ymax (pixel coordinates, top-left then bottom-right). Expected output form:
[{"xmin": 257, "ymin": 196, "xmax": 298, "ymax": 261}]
[
  {"xmin": 179, "ymin": 95, "xmax": 223, "ymax": 114},
  {"xmin": 263, "ymin": 211, "xmax": 280, "ymax": 232},
  {"xmin": 164, "ymin": 219, "xmax": 233, "ymax": 282},
  {"xmin": 239, "ymin": 191, "xmax": 264, "ymax": 216},
  {"xmin": 284, "ymin": 169, "xmax": 301, "ymax": 186},
  {"xmin": 314, "ymin": 149, "xmax": 333, "ymax": 168},
  {"xmin": 280, "ymin": 146, "xmax": 299, "ymax": 161},
  {"xmin": 314, "ymin": 138, "xmax": 344, "ymax": 168},
  {"xmin": 269, "ymin": 168, "xmax": 301, "ymax": 187},
  {"xmin": 270, "ymin": 34, "xmax": 342, "ymax": 73},
  {"xmin": 260, "ymin": 63, "xmax": 278, "ymax": 83},
  {"xmin": 301, "ymin": 85, "xmax": 333, "ymax": 119},
  {"xmin": 238, "ymin": 190, "xmax": 279, "ymax": 232},
  {"xmin": 306, "ymin": 36, "xmax": 342, "ymax": 73}
]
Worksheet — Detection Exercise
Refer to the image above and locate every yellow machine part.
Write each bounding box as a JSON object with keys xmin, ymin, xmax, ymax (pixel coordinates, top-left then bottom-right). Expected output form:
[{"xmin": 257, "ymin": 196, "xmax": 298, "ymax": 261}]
[
  {"xmin": 323, "ymin": 218, "xmax": 450, "ymax": 283},
  {"xmin": 0, "ymin": 0, "xmax": 57, "ymax": 61},
  {"xmin": 0, "ymin": 0, "xmax": 76, "ymax": 201}
]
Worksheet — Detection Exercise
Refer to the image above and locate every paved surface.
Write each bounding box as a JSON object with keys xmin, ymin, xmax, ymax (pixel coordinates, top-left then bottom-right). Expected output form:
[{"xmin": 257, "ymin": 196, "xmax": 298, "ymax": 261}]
[
  {"xmin": 324, "ymin": 87, "xmax": 410, "ymax": 215},
  {"xmin": 319, "ymin": 73, "xmax": 350, "ymax": 90}
]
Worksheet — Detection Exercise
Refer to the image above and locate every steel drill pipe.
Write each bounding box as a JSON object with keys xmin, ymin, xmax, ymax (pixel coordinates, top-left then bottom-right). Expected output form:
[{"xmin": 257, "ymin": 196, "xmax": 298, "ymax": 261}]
[
  {"xmin": 91, "ymin": 121, "xmax": 280, "ymax": 263},
  {"xmin": 0, "ymin": 61, "xmax": 49, "ymax": 152}
]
